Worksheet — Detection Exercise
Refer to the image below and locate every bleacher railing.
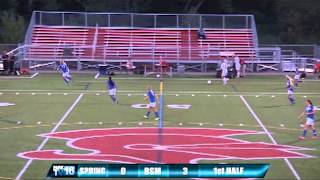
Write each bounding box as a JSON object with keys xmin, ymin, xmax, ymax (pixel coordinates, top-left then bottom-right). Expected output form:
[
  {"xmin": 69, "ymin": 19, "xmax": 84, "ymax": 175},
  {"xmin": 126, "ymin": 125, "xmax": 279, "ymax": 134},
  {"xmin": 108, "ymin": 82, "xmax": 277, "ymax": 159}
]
[{"xmin": 31, "ymin": 11, "xmax": 254, "ymax": 29}]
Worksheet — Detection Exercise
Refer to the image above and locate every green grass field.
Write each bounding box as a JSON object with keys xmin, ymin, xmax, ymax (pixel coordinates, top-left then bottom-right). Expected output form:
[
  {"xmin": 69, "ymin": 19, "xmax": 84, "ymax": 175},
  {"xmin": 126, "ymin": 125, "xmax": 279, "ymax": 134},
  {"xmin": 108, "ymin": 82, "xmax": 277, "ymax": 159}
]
[{"xmin": 0, "ymin": 73, "xmax": 319, "ymax": 180}]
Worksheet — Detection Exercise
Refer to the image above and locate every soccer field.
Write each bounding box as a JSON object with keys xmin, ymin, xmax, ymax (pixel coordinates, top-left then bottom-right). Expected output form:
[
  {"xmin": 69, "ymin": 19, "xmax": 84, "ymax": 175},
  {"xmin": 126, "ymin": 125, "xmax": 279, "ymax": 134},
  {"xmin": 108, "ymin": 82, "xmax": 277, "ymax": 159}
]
[{"xmin": 0, "ymin": 73, "xmax": 319, "ymax": 180}]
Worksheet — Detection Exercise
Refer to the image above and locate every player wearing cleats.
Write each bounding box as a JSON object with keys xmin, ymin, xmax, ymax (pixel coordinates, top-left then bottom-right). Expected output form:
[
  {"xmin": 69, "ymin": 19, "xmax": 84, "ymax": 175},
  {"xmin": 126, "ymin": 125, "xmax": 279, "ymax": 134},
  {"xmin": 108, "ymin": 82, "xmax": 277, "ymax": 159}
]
[
  {"xmin": 286, "ymin": 75, "xmax": 295, "ymax": 105},
  {"xmin": 299, "ymin": 99, "xmax": 317, "ymax": 140},
  {"xmin": 144, "ymin": 86, "xmax": 160, "ymax": 120},
  {"xmin": 107, "ymin": 76, "xmax": 118, "ymax": 104},
  {"xmin": 58, "ymin": 60, "xmax": 72, "ymax": 85}
]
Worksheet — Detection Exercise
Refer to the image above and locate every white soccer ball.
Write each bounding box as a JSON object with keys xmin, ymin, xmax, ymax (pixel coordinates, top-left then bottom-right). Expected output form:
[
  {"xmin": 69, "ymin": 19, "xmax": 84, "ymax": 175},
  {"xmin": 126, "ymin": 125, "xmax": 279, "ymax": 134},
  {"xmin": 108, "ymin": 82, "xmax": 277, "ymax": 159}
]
[
  {"xmin": 156, "ymin": 74, "xmax": 160, "ymax": 78},
  {"xmin": 207, "ymin": 80, "xmax": 212, "ymax": 84}
]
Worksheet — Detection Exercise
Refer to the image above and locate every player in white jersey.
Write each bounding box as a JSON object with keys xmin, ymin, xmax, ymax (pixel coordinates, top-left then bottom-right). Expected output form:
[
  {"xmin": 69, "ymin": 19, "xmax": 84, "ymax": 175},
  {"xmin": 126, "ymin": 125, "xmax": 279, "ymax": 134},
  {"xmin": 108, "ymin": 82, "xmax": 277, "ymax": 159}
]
[
  {"xmin": 294, "ymin": 70, "xmax": 301, "ymax": 87},
  {"xmin": 234, "ymin": 55, "xmax": 241, "ymax": 78},
  {"xmin": 220, "ymin": 59, "xmax": 229, "ymax": 85}
]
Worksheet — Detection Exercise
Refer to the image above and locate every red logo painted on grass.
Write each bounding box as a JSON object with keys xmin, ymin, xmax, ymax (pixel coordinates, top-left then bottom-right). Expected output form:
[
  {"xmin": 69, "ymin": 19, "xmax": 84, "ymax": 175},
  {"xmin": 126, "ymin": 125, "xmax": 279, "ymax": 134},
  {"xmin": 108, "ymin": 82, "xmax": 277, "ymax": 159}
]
[{"xmin": 18, "ymin": 128, "xmax": 313, "ymax": 163}]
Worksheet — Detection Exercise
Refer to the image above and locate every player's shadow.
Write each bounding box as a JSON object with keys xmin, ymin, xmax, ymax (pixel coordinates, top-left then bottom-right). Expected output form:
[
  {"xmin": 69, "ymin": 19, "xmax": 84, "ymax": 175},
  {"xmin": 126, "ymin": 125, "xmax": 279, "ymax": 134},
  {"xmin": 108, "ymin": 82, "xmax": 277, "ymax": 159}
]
[
  {"xmin": 0, "ymin": 117, "xmax": 23, "ymax": 125},
  {"xmin": 72, "ymin": 82, "xmax": 89, "ymax": 87},
  {"xmin": 259, "ymin": 104, "xmax": 290, "ymax": 108},
  {"xmin": 285, "ymin": 139, "xmax": 301, "ymax": 145},
  {"xmin": 271, "ymin": 87, "xmax": 286, "ymax": 91},
  {"xmin": 79, "ymin": 101, "xmax": 132, "ymax": 106},
  {"xmin": 117, "ymin": 102, "xmax": 132, "ymax": 106}
]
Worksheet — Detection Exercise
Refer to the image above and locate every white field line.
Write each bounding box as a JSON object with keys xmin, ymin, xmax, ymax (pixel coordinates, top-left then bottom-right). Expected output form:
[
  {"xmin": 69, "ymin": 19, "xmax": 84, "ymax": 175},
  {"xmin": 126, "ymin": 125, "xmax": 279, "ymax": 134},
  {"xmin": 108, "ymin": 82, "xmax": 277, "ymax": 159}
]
[
  {"xmin": 97, "ymin": 77, "xmax": 224, "ymax": 80},
  {"xmin": 1, "ymin": 89, "xmax": 320, "ymax": 95},
  {"xmin": 240, "ymin": 95, "xmax": 301, "ymax": 180},
  {"xmin": 75, "ymin": 80, "xmax": 306, "ymax": 86},
  {"xmin": 0, "ymin": 72, "xmax": 39, "ymax": 79},
  {"xmin": 15, "ymin": 93, "xmax": 84, "ymax": 180},
  {"xmin": 67, "ymin": 80, "xmax": 320, "ymax": 87},
  {"xmin": 94, "ymin": 77, "xmax": 320, "ymax": 82},
  {"xmin": 30, "ymin": 72, "xmax": 39, "ymax": 79},
  {"xmin": 2, "ymin": 92, "xmax": 320, "ymax": 98},
  {"xmin": 94, "ymin": 72, "xmax": 100, "ymax": 79}
]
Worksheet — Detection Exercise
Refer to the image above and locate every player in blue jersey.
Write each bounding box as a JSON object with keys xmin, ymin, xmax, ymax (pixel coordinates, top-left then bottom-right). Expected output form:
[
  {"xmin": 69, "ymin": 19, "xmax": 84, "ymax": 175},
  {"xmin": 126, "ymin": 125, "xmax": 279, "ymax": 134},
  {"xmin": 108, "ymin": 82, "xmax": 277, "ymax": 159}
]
[
  {"xmin": 286, "ymin": 75, "xmax": 295, "ymax": 105},
  {"xmin": 299, "ymin": 99, "xmax": 317, "ymax": 140},
  {"xmin": 58, "ymin": 60, "xmax": 72, "ymax": 85},
  {"xmin": 144, "ymin": 86, "xmax": 160, "ymax": 120},
  {"xmin": 107, "ymin": 76, "xmax": 118, "ymax": 104}
]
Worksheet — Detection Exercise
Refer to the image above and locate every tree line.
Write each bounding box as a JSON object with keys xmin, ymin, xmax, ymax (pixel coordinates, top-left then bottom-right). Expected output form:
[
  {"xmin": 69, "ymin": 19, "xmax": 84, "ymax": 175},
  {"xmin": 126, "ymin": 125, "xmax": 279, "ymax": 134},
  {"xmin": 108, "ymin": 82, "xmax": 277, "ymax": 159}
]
[{"xmin": 0, "ymin": 0, "xmax": 319, "ymax": 44}]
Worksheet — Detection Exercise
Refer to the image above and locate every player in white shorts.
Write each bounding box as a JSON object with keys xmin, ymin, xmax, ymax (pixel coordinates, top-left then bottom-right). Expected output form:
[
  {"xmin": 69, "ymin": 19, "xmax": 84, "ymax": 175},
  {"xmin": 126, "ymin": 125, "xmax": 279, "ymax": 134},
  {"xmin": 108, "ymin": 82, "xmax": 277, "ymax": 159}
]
[
  {"xmin": 144, "ymin": 86, "xmax": 160, "ymax": 120},
  {"xmin": 220, "ymin": 59, "xmax": 229, "ymax": 85}
]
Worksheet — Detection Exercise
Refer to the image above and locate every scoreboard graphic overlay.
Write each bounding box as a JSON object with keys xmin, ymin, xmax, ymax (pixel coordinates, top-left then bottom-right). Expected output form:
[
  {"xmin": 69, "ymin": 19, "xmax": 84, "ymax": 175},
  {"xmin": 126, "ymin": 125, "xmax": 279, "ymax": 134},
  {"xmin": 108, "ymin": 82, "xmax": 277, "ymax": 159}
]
[{"xmin": 48, "ymin": 163, "xmax": 269, "ymax": 178}]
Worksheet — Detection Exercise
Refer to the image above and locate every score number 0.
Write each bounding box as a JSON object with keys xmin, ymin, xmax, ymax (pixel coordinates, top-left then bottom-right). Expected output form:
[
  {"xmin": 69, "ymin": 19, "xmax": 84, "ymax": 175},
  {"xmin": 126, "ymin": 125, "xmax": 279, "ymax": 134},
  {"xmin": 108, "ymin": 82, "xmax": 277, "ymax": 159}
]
[{"xmin": 120, "ymin": 167, "xmax": 126, "ymax": 175}]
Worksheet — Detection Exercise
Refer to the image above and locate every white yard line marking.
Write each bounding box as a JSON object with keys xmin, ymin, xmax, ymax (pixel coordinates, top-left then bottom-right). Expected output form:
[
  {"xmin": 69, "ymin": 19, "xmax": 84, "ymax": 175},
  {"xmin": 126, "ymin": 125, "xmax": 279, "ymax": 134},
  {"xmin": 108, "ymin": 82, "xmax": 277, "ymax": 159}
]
[
  {"xmin": 1, "ymin": 89, "xmax": 320, "ymax": 95},
  {"xmin": 94, "ymin": 77, "xmax": 320, "ymax": 82},
  {"xmin": 30, "ymin": 72, "xmax": 39, "ymax": 79},
  {"xmin": 0, "ymin": 176, "xmax": 13, "ymax": 180},
  {"xmin": 94, "ymin": 72, "xmax": 100, "ymax": 79},
  {"xmin": 79, "ymin": 79, "xmax": 320, "ymax": 85},
  {"xmin": 97, "ymin": 77, "xmax": 224, "ymax": 81},
  {"xmin": 0, "ymin": 76, "xmax": 31, "ymax": 79},
  {"xmin": 0, "ymin": 121, "xmax": 305, "ymax": 132},
  {"xmin": 240, "ymin": 95, "xmax": 301, "ymax": 180},
  {"xmin": 15, "ymin": 93, "xmax": 84, "ymax": 180},
  {"xmin": 0, "ymin": 72, "xmax": 39, "ymax": 79}
]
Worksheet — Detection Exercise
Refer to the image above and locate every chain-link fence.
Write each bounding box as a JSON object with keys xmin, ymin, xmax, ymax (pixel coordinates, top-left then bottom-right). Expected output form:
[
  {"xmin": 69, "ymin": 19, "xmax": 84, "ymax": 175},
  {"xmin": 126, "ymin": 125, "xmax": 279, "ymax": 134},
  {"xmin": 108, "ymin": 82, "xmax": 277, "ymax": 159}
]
[{"xmin": 33, "ymin": 11, "xmax": 253, "ymax": 29}]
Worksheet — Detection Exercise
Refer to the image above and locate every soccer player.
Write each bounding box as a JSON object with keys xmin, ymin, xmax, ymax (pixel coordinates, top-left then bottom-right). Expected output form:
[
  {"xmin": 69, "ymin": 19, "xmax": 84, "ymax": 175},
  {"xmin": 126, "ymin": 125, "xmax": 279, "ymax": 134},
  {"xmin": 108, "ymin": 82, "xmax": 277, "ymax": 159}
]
[
  {"xmin": 234, "ymin": 55, "xmax": 241, "ymax": 78},
  {"xmin": 286, "ymin": 75, "xmax": 295, "ymax": 105},
  {"xmin": 240, "ymin": 58, "xmax": 246, "ymax": 77},
  {"xmin": 144, "ymin": 86, "xmax": 160, "ymax": 120},
  {"xmin": 298, "ymin": 99, "xmax": 317, "ymax": 140},
  {"xmin": 107, "ymin": 76, "xmax": 118, "ymax": 104},
  {"xmin": 58, "ymin": 60, "xmax": 72, "ymax": 85},
  {"xmin": 294, "ymin": 70, "xmax": 301, "ymax": 87},
  {"xmin": 220, "ymin": 59, "xmax": 229, "ymax": 85}
]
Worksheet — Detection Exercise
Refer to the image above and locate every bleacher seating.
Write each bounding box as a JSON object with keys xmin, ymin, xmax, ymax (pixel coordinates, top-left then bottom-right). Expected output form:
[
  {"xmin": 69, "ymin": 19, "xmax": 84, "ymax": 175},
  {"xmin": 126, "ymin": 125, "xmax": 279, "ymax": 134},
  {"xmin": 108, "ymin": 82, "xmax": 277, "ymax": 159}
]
[
  {"xmin": 29, "ymin": 26, "xmax": 90, "ymax": 58},
  {"xmin": 26, "ymin": 25, "xmax": 256, "ymax": 62}
]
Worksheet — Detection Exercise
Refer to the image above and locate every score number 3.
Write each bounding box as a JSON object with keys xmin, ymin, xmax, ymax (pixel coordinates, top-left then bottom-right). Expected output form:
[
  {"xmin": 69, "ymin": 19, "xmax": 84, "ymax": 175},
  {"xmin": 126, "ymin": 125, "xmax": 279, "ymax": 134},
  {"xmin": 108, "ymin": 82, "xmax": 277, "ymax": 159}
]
[{"xmin": 182, "ymin": 167, "xmax": 188, "ymax": 175}]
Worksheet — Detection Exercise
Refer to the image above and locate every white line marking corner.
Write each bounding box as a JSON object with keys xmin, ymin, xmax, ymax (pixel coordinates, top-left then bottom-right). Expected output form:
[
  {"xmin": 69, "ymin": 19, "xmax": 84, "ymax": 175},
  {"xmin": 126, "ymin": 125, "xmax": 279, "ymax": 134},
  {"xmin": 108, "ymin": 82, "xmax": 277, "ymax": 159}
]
[
  {"xmin": 240, "ymin": 95, "xmax": 301, "ymax": 180},
  {"xmin": 15, "ymin": 93, "xmax": 84, "ymax": 180}
]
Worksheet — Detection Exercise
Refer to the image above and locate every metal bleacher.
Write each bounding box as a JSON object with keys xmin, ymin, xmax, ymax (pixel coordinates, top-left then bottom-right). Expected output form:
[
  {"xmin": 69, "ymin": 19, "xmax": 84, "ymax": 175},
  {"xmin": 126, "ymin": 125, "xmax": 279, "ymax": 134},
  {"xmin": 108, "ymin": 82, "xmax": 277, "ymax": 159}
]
[{"xmin": 20, "ymin": 11, "xmax": 259, "ymax": 71}]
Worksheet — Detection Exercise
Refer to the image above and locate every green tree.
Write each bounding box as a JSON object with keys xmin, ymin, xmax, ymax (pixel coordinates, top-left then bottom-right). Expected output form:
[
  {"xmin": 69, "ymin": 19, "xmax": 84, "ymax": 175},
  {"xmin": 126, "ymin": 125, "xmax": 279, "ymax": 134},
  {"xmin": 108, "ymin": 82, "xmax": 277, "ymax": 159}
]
[
  {"xmin": 0, "ymin": 11, "xmax": 26, "ymax": 43},
  {"xmin": 275, "ymin": 0, "xmax": 320, "ymax": 43}
]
